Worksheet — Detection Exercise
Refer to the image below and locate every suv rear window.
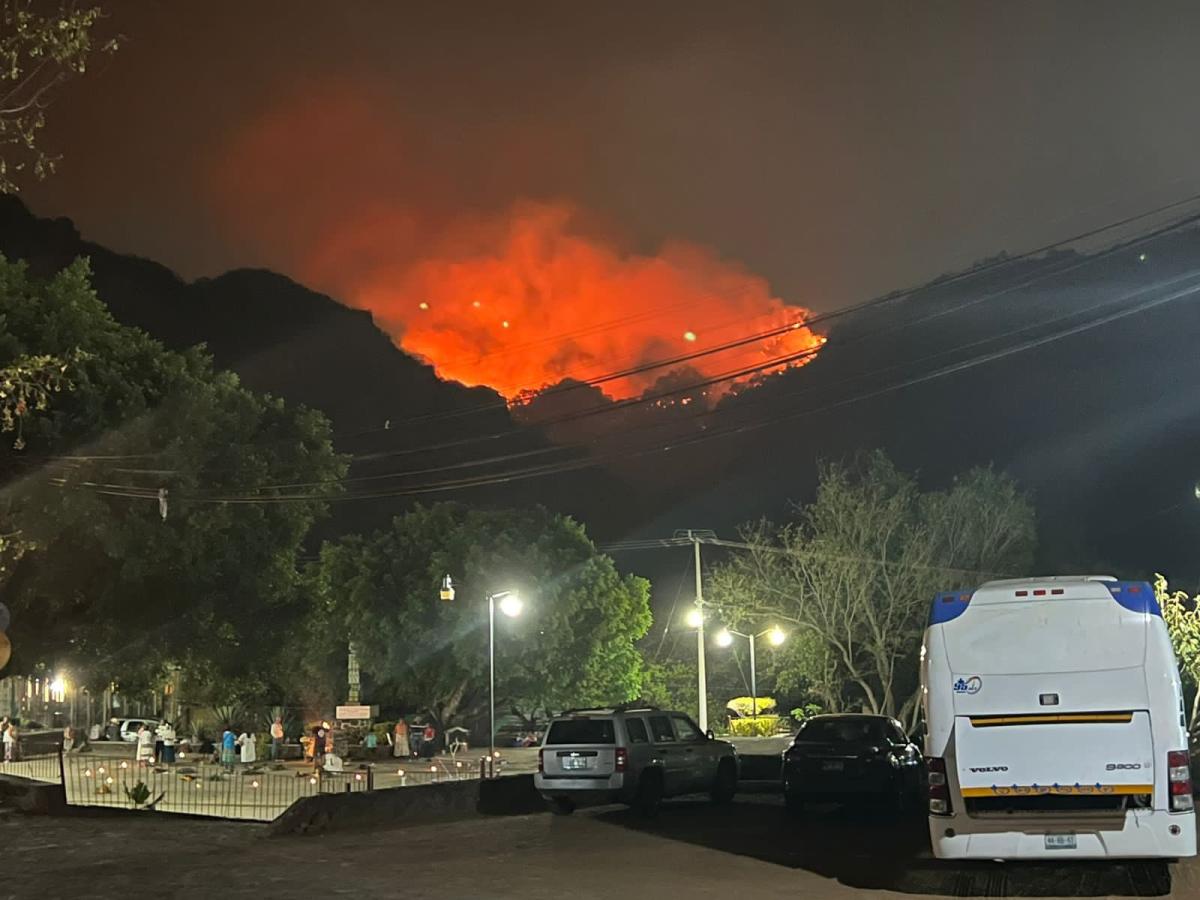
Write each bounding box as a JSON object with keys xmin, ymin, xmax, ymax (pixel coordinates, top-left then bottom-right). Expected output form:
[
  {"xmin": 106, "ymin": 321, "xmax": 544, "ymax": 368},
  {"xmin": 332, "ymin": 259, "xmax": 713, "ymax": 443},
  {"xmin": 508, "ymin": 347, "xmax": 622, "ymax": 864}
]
[{"xmin": 545, "ymin": 718, "xmax": 616, "ymax": 745}]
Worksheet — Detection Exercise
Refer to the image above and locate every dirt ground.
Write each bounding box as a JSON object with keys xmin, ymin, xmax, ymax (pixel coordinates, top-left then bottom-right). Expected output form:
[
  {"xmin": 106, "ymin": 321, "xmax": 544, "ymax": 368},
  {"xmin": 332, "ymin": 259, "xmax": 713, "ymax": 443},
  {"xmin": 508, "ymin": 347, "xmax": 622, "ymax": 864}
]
[{"xmin": 3, "ymin": 796, "xmax": 1197, "ymax": 900}]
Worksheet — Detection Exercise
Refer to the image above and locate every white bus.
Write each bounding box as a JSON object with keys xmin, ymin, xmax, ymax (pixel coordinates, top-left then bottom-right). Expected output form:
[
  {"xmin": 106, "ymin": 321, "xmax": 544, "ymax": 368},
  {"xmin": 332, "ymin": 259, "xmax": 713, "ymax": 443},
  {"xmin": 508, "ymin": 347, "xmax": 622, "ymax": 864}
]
[{"xmin": 921, "ymin": 576, "xmax": 1196, "ymax": 859}]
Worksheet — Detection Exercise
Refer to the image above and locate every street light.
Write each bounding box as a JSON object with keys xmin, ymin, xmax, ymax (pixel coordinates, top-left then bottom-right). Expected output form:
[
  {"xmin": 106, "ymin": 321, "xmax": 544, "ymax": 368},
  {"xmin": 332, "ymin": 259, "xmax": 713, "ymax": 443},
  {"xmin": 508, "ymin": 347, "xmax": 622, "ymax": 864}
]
[
  {"xmin": 440, "ymin": 576, "xmax": 523, "ymax": 770},
  {"xmin": 488, "ymin": 589, "xmax": 522, "ymax": 767},
  {"xmin": 714, "ymin": 626, "xmax": 787, "ymax": 719}
]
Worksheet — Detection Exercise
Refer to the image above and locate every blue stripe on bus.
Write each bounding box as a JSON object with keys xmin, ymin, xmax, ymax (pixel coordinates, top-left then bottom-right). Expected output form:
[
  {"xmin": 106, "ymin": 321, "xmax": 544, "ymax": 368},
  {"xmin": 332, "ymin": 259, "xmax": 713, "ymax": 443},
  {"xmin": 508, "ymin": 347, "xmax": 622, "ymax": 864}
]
[
  {"xmin": 1107, "ymin": 581, "xmax": 1162, "ymax": 617},
  {"xmin": 929, "ymin": 590, "xmax": 972, "ymax": 625}
]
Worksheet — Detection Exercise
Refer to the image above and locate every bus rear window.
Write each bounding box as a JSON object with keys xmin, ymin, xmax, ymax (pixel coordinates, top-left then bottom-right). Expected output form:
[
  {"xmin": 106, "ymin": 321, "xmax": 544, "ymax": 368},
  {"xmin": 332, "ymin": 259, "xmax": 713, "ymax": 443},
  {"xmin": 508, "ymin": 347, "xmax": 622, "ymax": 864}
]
[{"xmin": 545, "ymin": 719, "xmax": 616, "ymax": 745}]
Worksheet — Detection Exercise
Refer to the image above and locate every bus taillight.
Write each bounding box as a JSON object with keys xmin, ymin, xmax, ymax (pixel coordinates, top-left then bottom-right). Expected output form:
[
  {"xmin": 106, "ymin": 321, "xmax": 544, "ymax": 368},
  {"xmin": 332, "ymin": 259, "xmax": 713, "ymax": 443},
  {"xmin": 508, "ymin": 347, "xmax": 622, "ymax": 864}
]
[
  {"xmin": 1167, "ymin": 750, "xmax": 1194, "ymax": 812},
  {"xmin": 927, "ymin": 756, "xmax": 952, "ymax": 815}
]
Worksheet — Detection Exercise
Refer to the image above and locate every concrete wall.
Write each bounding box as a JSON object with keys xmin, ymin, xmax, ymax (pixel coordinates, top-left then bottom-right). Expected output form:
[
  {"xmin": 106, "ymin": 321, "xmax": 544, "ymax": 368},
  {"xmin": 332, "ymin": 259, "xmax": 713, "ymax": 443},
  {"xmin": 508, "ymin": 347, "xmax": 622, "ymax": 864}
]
[
  {"xmin": 0, "ymin": 774, "xmax": 67, "ymax": 815},
  {"xmin": 269, "ymin": 774, "xmax": 544, "ymax": 836}
]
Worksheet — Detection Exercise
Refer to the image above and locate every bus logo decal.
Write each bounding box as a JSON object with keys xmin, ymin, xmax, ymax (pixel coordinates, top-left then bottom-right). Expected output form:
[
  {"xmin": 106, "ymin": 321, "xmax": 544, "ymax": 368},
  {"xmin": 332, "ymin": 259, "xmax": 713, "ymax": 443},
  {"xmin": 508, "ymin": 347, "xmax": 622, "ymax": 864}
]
[{"xmin": 953, "ymin": 676, "xmax": 983, "ymax": 695}]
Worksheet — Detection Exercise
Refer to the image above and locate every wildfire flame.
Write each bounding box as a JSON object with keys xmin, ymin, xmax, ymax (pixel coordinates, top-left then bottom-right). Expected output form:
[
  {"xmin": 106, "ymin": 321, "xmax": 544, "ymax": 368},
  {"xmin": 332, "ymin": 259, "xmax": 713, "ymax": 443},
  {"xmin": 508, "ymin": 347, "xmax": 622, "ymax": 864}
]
[
  {"xmin": 209, "ymin": 91, "xmax": 823, "ymax": 402},
  {"xmin": 339, "ymin": 202, "xmax": 821, "ymax": 401}
]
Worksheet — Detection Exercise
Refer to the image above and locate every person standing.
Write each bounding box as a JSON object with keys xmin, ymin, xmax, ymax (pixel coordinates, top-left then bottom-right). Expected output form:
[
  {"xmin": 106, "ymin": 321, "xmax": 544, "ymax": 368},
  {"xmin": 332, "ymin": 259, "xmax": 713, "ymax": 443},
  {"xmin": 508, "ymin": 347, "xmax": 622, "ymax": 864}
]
[
  {"xmin": 135, "ymin": 723, "xmax": 155, "ymax": 766},
  {"xmin": 160, "ymin": 721, "xmax": 176, "ymax": 764},
  {"xmin": 392, "ymin": 719, "xmax": 410, "ymax": 759},
  {"xmin": 3, "ymin": 720, "xmax": 16, "ymax": 762},
  {"xmin": 238, "ymin": 730, "xmax": 257, "ymax": 765},
  {"xmin": 270, "ymin": 716, "xmax": 284, "ymax": 761},
  {"xmin": 221, "ymin": 726, "xmax": 237, "ymax": 769},
  {"xmin": 364, "ymin": 728, "xmax": 378, "ymax": 759},
  {"xmin": 310, "ymin": 722, "xmax": 326, "ymax": 768},
  {"xmin": 422, "ymin": 723, "xmax": 437, "ymax": 759}
]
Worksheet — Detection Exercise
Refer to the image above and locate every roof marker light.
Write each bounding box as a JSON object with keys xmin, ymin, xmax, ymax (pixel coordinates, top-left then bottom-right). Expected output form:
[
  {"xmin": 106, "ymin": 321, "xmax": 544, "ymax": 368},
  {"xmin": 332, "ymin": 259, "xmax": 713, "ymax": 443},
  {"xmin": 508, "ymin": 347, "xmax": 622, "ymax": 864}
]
[{"xmin": 1015, "ymin": 590, "xmax": 1028, "ymax": 597}]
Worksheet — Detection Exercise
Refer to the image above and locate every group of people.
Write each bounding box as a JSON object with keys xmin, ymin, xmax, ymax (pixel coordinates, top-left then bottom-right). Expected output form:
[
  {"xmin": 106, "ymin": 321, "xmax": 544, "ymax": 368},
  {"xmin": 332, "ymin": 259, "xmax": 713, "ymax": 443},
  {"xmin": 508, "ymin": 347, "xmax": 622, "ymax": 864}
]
[
  {"xmin": 387, "ymin": 719, "xmax": 439, "ymax": 759},
  {"xmin": 217, "ymin": 726, "xmax": 260, "ymax": 768},
  {"xmin": 134, "ymin": 721, "xmax": 178, "ymax": 765},
  {"xmin": 1, "ymin": 717, "xmax": 18, "ymax": 762}
]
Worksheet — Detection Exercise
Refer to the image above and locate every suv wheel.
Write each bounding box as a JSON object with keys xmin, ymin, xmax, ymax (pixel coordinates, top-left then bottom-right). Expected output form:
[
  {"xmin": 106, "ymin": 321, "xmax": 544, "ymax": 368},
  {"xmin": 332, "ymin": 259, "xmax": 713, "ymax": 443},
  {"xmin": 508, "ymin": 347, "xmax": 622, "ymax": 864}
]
[
  {"xmin": 549, "ymin": 798, "xmax": 575, "ymax": 816},
  {"xmin": 634, "ymin": 769, "xmax": 664, "ymax": 817},
  {"xmin": 710, "ymin": 759, "xmax": 737, "ymax": 805}
]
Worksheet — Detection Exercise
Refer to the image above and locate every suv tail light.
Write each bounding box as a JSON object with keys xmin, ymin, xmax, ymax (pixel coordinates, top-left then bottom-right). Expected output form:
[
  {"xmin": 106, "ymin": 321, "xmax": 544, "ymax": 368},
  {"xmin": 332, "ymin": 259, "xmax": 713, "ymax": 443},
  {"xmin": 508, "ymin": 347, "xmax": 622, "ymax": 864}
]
[
  {"xmin": 1167, "ymin": 750, "xmax": 1193, "ymax": 812},
  {"xmin": 927, "ymin": 756, "xmax": 952, "ymax": 815},
  {"xmin": 538, "ymin": 749, "xmax": 544, "ymax": 774},
  {"xmin": 615, "ymin": 747, "xmax": 628, "ymax": 772}
]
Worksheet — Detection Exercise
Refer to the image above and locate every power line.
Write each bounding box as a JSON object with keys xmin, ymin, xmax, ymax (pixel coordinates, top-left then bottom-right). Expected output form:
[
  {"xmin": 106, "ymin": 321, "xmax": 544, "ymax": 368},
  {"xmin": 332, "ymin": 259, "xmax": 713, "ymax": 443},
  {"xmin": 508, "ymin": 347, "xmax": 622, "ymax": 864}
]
[
  {"xmin": 329, "ymin": 197, "xmax": 1200, "ymax": 466},
  {"xmin": 74, "ymin": 262, "xmax": 1200, "ymax": 508},
  {"xmin": 115, "ymin": 232, "xmax": 1200, "ymax": 501},
  {"xmin": 334, "ymin": 190, "xmax": 1200, "ymax": 438}
]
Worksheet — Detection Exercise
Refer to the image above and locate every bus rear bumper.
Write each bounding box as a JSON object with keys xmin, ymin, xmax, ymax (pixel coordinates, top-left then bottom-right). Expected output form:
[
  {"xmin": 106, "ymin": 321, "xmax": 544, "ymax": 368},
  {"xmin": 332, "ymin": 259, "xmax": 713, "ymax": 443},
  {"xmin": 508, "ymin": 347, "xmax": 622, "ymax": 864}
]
[{"xmin": 928, "ymin": 810, "xmax": 1197, "ymax": 860}]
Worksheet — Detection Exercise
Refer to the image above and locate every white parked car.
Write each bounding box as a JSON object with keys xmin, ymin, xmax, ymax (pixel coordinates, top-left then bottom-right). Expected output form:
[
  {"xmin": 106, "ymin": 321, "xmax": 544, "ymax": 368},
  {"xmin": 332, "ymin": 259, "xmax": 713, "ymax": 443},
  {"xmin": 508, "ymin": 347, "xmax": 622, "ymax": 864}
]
[
  {"xmin": 535, "ymin": 704, "xmax": 738, "ymax": 815},
  {"xmin": 117, "ymin": 718, "xmax": 161, "ymax": 742}
]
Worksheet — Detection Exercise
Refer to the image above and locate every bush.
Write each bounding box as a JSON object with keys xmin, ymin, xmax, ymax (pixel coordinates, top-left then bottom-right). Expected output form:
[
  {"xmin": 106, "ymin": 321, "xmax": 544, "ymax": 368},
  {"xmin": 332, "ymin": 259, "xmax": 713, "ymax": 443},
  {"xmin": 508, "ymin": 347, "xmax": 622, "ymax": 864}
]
[
  {"xmin": 727, "ymin": 715, "xmax": 780, "ymax": 737},
  {"xmin": 789, "ymin": 703, "xmax": 822, "ymax": 721},
  {"xmin": 726, "ymin": 696, "xmax": 777, "ymax": 718}
]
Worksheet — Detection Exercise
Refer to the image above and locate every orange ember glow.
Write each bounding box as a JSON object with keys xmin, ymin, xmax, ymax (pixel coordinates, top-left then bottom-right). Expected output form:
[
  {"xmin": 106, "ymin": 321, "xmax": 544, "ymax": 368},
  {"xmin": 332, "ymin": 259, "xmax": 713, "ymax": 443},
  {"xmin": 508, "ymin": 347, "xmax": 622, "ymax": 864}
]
[
  {"xmin": 317, "ymin": 202, "xmax": 822, "ymax": 401},
  {"xmin": 210, "ymin": 92, "xmax": 822, "ymax": 401}
]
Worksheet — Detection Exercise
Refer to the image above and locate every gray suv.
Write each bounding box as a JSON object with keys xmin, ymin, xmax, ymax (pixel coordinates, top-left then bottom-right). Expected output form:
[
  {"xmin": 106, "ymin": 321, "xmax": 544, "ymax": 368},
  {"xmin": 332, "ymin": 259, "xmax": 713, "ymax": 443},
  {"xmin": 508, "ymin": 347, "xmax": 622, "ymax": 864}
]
[{"xmin": 534, "ymin": 704, "xmax": 738, "ymax": 815}]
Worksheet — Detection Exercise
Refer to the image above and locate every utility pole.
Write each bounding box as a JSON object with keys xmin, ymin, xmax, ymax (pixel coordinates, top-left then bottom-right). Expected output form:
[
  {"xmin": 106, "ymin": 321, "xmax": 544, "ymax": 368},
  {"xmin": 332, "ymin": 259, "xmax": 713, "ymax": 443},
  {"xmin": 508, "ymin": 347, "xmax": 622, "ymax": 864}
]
[{"xmin": 693, "ymin": 531, "xmax": 707, "ymax": 732}]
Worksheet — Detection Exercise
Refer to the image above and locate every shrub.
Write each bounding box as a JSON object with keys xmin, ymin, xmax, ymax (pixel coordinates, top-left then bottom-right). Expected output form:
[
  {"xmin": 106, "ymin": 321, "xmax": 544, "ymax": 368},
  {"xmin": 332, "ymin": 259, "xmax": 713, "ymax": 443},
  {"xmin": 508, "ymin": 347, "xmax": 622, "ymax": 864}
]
[
  {"xmin": 728, "ymin": 715, "xmax": 780, "ymax": 737},
  {"xmin": 789, "ymin": 703, "xmax": 823, "ymax": 721},
  {"xmin": 726, "ymin": 696, "xmax": 777, "ymax": 718}
]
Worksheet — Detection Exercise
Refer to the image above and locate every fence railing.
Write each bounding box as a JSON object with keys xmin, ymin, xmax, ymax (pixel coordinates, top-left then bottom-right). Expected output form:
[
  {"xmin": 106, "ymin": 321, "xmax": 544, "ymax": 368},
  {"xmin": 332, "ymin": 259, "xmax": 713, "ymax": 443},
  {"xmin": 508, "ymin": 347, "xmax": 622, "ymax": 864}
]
[
  {"xmin": 60, "ymin": 754, "xmax": 371, "ymax": 821},
  {"xmin": 0, "ymin": 752, "xmax": 62, "ymax": 785},
  {"xmin": 5, "ymin": 749, "xmax": 508, "ymax": 822}
]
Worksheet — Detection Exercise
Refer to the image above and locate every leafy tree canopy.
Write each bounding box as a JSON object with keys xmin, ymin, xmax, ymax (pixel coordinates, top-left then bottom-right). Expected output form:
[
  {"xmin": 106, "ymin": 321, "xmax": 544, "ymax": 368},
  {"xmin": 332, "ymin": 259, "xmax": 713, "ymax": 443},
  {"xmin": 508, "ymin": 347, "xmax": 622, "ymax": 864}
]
[
  {"xmin": 0, "ymin": 255, "xmax": 346, "ymax": 697},
  {"xmin": 309, "ymin": 502, "xmax": 652, "ymax": 726},
  {"xmin": 1, "ymin": 1, "xmax": 120, "ymax": 192},
  {"xmin": 709, "ymin": 450, "xmax": 1036, "ymax": 722}
]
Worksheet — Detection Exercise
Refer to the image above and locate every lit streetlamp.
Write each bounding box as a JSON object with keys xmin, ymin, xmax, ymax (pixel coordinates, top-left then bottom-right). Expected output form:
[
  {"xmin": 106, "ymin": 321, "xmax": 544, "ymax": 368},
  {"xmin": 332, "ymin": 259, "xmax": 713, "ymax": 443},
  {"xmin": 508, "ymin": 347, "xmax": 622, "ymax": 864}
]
[
  {"xmin": 440, "ymin": 575, "xmax": 523, "ymax": 768},
  {"xmin": 714, "ymin": 626, "xmax": 786, "ymax": 719}
]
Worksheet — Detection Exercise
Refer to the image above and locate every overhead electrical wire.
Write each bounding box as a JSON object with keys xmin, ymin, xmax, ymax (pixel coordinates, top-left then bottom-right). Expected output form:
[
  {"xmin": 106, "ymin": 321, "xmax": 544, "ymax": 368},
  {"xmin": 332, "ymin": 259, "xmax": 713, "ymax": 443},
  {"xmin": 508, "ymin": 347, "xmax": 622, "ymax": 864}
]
[
  {"xmin": 75, "ymin": 261, "xmax": 1200, "ymax": 506},
  {"xmin": 335, "ymin": 189, "xmax": 1200, "ymax": 438},
  {"xmin": 41, "ymin": 190, "xmax": 1200, "ymax": 491},
  {"xmin": 175, "ymin": 200, "xmax": 1200, "ymax": 497}
]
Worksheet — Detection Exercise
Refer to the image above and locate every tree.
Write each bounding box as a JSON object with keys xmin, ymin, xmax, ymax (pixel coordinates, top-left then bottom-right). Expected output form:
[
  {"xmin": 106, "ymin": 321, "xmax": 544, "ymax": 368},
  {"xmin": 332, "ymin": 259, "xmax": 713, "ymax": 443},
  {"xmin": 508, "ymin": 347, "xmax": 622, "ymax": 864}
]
[
  {"xmin": 309, "ymin": 503, "xmax": 652, "ymax": 728},
  {"xmin": 709, "ymin": 451, "xmax": 1035, "ymax": 721},
  {"xmin": 1154, "ymin": 573, "xmax": 1200, "ymax": 734},
  {"xmin": 0, "ymin": 255, "xmax": 346, "ymax": 701},
  {"xmin": 1, "ymin": 1, "xmax": 119, "ymax": 192}
]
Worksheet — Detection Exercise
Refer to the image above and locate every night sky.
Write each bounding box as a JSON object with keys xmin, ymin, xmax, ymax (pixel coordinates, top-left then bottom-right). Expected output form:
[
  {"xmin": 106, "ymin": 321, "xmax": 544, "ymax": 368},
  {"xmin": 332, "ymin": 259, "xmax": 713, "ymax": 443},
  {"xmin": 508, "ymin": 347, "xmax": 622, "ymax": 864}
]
[
  {"xmin": 25, "ymin": 1, "xmax": 1200, "ymax": 321},
  {"xmin": 9, "ymin": 0, "xmax": 1200, "ymax": 594}
]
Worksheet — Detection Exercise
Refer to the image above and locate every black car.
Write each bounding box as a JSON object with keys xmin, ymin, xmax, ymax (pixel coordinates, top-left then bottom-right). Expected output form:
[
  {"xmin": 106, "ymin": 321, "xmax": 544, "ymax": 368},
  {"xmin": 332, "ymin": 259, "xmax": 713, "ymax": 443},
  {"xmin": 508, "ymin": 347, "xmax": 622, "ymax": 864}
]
[{"xmin": 781, "ymin": 714, "xmax": 924, "ymax": 813}]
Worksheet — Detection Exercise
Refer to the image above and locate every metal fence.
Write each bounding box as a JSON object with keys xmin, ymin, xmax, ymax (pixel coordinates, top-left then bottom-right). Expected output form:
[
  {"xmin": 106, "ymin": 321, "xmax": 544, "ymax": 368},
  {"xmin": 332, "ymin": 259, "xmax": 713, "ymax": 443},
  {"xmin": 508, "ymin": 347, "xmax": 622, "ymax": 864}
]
[
  {"xmin": 0, "ymin": 752, "xmax": 62, "ymax": 784},
  {"xmin": 60, "ymin": 754, "xmax": 372, "ymax": 821},
  {"xmin": 5, "ymin": 750, "xmax": 500, "ymax": 823}
]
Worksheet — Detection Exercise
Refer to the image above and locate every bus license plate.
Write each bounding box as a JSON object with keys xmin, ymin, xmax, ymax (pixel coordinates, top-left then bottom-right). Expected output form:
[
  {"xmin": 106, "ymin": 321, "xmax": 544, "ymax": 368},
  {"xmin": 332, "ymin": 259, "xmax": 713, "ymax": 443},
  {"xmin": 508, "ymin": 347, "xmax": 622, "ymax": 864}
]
[{"xmin": 1045, "ymin": 833, "xmax": 1076, "ymax": 850}]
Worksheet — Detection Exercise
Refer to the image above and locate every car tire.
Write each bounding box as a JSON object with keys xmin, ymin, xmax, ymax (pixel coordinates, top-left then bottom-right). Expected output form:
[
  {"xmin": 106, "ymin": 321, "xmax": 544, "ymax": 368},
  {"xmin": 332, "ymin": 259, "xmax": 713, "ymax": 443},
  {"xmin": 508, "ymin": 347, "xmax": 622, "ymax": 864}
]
[
  {"xmin": 549, "ymin": 798, "xmax": 575, "ymax": 816},
  {"xmin": 710, "ymin": 759, "xmax": 737, "ymax": 805},
  {"xmin": 635, "ymin": 769, "xmax": 664, "ymax": 818}
]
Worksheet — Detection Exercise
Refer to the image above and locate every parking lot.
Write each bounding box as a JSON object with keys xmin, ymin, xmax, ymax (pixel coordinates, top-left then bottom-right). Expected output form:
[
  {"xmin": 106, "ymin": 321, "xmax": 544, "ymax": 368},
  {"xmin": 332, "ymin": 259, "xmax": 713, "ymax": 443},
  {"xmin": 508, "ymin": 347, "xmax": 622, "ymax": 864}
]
[{"xmin": 4, "ymin": 792, "xmax": 1196, "ymax": 899}]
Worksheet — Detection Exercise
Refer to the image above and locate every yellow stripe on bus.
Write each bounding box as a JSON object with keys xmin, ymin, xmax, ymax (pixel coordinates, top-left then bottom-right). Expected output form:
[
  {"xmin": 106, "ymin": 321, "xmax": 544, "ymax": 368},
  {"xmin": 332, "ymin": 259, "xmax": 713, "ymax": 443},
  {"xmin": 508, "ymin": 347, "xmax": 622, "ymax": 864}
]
[
  {"xmin": 961, "ymin": 784, "xmax": 1153, "ymax": 797},
  {"xmin": 968, "ymin": 712, "xmax": 1134, "ymax": 727}
]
